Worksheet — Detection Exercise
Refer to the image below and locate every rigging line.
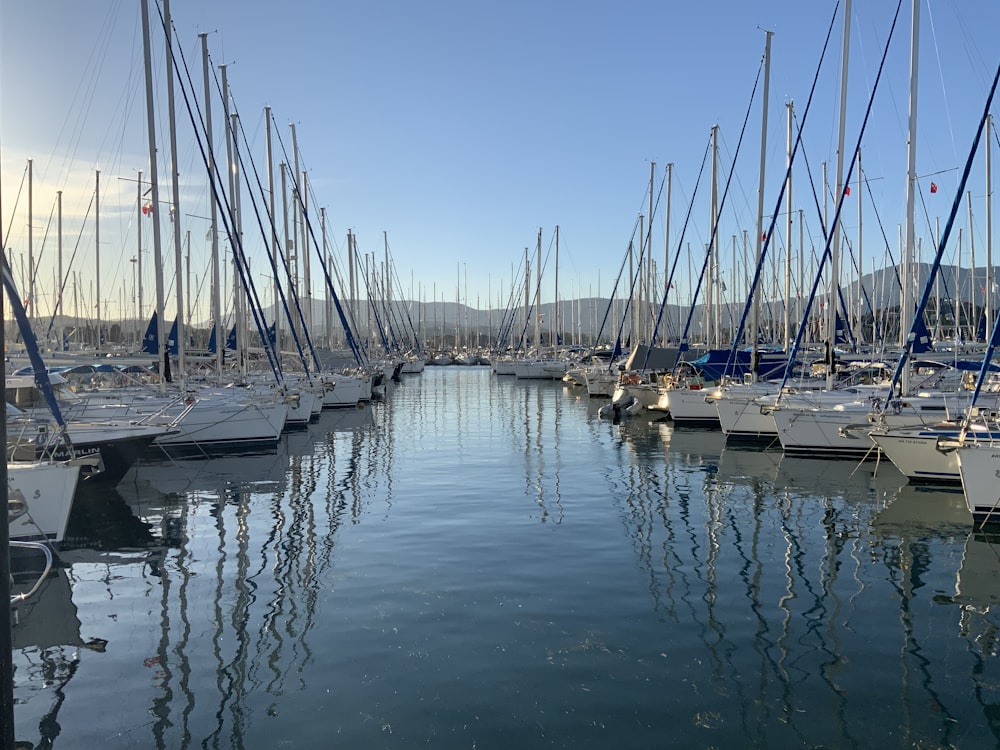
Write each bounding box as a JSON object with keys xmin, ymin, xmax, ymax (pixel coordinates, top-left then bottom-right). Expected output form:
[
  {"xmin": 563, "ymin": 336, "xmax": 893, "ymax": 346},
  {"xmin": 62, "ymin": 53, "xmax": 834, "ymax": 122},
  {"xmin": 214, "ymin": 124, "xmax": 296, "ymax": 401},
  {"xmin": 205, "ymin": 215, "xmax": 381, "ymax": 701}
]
[
  {"xmin": 775, "ymin": 0, "xmax": 906, "ymax": 395},
  {"xmin": 791, "ymin": 123, "xmax": 864, "ymax": 350},
  {"xmin": 265, "ymin": 113, "xmax": 370, "ymax": 361},
  {"xmin": 858, "ymin": 161, "xmax": 902, "ymax": 287},
  {"xmin": 946, "ymin": 61, "xmax": 1000, "ymax": 413},
  {"xmin": 1, "ymin": 161, "xmax": 29, "ymax": 252},
  {"xmin": 156, "ymin": 3, "xmax": 282, "ymax": 382},
  {"xmin": 230, "ymin": 114, "xmax": 317, "ymax": 377},
  {"xmin": 889, "ymin": 59, "xmax": 1000, "ymax": 402},
  {"xmin": 924, "ymin": 0, "xmax": 958, "ymax": 162},
  {"xmin": 29, "ymin": 198, "xmax": 59, "ymax": 303},
  {"xmin": 647, "ymin": 134, "xmax": 712, "ymax": 362},
  {"xmin": 674, "ymin": 49, "xmax": 767, "ymax": 370},
  {"xmin": 44, "ymin": 193, "xmax": 96, "ymax": 342},
  {"xmin": 267, "ymin": 121, "xmax": 369, "ymax": 367}
]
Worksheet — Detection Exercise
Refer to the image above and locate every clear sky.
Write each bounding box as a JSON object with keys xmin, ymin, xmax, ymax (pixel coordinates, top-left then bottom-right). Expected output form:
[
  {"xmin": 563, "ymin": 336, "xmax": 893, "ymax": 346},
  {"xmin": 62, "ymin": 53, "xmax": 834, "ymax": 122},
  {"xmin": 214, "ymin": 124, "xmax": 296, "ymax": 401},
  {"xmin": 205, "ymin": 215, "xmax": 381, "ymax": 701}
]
[{"xmin": 2, "ymin": 0, "xmax": 999, "ymax": 327}]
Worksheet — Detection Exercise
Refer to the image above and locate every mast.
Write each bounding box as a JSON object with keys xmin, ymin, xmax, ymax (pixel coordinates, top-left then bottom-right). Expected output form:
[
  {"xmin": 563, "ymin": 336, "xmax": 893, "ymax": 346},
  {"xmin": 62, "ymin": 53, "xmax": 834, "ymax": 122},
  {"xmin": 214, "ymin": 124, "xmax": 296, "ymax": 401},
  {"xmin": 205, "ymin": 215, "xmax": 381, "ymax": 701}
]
[
  {"xmin": 534, "ymin": 228, "xmax": 542, "ymax": 349},
  {"xmin": 323, "ymin": 208, "xmax": 332, "ymax": 348},
  {"xmin": 347, "ymin": 229, "xmax": 356, "ymax": 327},
  {"xmin": 968, "ymin": 192, "xmax": 977, "ymax": 339},
  {"xmin": 752, "ymin": 30, "xmax": 773, "ymax": 379},
  {"xmin": 828, "ymin": 0, "xmax": 850, "ymax": 389},
  {"xmin": 290, "ymin": 123, "xmax": 303, "ymax": 341},
  {"xmin": 57, "ymin": 188, "xmax": 63, "ymax": 350},
  {"xmin": 135, "ymin": 173, "xmax": 143, "ymax": 344},
  {"xmin": 201, "ymin": 34, "xmax": 222, "ymax": 378},
  {"xmin": 709, "ymin": 124, "xmax": 719, "ymax": 346},
  {"xmin": 901, "ymin": 0, "xmax": 919, "ymax": 395},
  {"xmin": 141, "ymin": 0, "xmax": 168, "ymax": 390},
  {"xmin": 986, "ymin": 112, "xmax": 994, "ymax": 340},
  {"xmin": 523, "ymin": 247, "xmax": 530, "ymax": 351},
  {"xmin": 665, "ymin": 162, "xmax": 673, "ymax": 344},
  {"xmin": 784, "ymin": 101, "xmax": 794, "ymax": 351},
  {"xmin": 555, "ymin": 225, "xmax": 560, "ymax": 348},
  {"xmin": 27, "ymin": 159, "xmax": 33, "ymax": 332},
  {"xmin": 301, "ymin": 167, "xmax": 312, "ymax": 337},
  {"xmin": 264, "ymin": 105, "xmax": 279, "ymax": 354},
  {"xmin": 230, "ymin": 110, "xmax": 248, "ymax": 383},
  {"xmin": 95, "ymin": 170, "xmax": 101, "ymax": 351},
  {"xmin": 220, "ymin": 64, "xmax": 245, "ymax": 382},
  {"xmin": 164, "ymin": 0, "xmax": 185, "ymax": 382},
  {"xmin": 647, "ymin": 161, "xmax": 655, "ymax": 345},
  {"xmin": 856, "ymin": 149, "xmax": 863, "ymax": 347}
]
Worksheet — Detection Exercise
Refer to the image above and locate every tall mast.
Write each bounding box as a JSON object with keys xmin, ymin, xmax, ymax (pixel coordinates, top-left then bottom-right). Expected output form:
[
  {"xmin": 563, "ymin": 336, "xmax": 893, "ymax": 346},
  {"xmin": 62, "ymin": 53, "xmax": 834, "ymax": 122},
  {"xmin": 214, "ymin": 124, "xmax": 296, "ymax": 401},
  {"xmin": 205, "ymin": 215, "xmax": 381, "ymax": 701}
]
[
  {"xmin": 828, "ymin": 0, "xmax": 850, "ymax": 389},
  {"xmin": 753, "ymin": 30, "xmax": 773, "ymax": 378},
  {"xmin": 141, "ymin": 0, "xmax": 167, "ymax": 390},
  {"xmin": 709, "ymin": 124, "xmax": 719, "ymax": 346},
  {"xmin": 136, "ymin": 173, "xmax": 143, "ymax": 339},
  {"xmin": 265, "ymin": 106, "xmax": 279, "ymax": 352},
  {"xmin": 95, "ymin": 170, "xmax": 101, "ymax": 351},
  {"xmin": 901, "ymin": 0, "xmax": 919, "ymax": 394},
  {"xmin": 986, "ymin": 112, "xmax": 994, "ymax": 339},
  {"xmin": 291, "ymin": 123, "xmax": 305, "ymax": 340},
  {"xmin": 534, "ymin": 228, "xmax": 542, "ymax": 349},
  {"xmin": 230, "ymin": 110, "xmax": 248, "ymax": 383},
  {"xmin": 322, "ymin": 208, "xmax": 331, "ymax": 348},
  {"xmin": 664, "ymin": 163, "xmax": 673, "ymax": 344},
  {"xmin": 27, "ymin": 159, "xmax": 33, "ymax": 332},
  {"xmin": 221, "ymin": 64, "xmax": 246, "ymax": 382},
  {"xmin": 57, "ymin": 188, "xmax": 63, "ymax": 350},
  {"xmin": 201, "ymin": 34, "xmax": 222, "ymax": 378},
  {"xmin": 784, "ymin": 101, "xmax": 794, "ymax": 351},
  {"xmin": 856, "ymin": 149, "xmax": 863, "ymax": 347},
  {"xmin": 555, "ymin": 225, "xmax": 560, "ymax": 348},
  {"xmin": 647, "ymin": 161, "xmax": 655, "ymax": 345},
  {"xmin": 164, "ymin": 0, "xmax": 185, "ymax": 382},
  {"xmin": 523, "ymin": 247, "xmax": 530, "ymax": 350}
]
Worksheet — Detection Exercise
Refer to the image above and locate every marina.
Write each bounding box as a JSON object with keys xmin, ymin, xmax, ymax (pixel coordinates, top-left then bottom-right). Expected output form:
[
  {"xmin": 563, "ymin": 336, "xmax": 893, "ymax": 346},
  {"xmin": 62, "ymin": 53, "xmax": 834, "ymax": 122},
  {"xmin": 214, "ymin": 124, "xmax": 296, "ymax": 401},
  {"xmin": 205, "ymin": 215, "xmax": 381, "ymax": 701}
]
[
  {"xmin": 9, "ymin": 367, "xmax": 1000, "ymax": 748},
  {"xmin": 5, "ymin": 1, "xmax": 1000, "ymax": 745}
]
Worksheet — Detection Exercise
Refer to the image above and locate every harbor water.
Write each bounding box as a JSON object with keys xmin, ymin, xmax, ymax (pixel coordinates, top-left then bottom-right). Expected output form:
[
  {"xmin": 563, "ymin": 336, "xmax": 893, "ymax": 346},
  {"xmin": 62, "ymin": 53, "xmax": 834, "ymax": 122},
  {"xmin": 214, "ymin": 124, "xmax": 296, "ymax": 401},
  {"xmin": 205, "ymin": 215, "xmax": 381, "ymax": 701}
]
[{"xmin": 11, "ymin": 366, "xmax": 1000, "ymax": 748}]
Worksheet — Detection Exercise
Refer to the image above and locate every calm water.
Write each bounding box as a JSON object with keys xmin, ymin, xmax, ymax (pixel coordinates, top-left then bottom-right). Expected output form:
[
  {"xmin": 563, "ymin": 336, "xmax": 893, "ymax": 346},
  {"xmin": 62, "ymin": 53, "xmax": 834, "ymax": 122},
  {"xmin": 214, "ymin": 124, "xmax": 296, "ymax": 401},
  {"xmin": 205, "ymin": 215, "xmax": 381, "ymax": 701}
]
[{"xmin": 11, "ymin": 367, "xmax": 1000, "ymax": 748}]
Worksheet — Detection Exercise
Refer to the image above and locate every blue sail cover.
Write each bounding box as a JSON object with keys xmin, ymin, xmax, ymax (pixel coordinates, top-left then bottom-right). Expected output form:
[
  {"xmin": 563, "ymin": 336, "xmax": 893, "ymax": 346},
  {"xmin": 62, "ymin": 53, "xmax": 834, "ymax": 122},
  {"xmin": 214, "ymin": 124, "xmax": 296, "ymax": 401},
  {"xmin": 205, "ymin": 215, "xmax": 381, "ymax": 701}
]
[
  {"xmin": 207, "ymin": 323, "xmax": 217, "ymax": 354},
  {"xmin": 260, "ymin": 321, "xmax": 276, "ymax": 349},
  {"xmin": 167, "ymin": 318, "xmax": 179, "ymax": 356},
  {"xmin": 141, "ymin": 311, "xmax": 159, "ymax": 354},
  {"xmin": 910, "ymin": 313, "xmax": 934, "ymax": 354},
  {"xmin": 689, "ymin": 347, "xmax": 788, "ymax": 381},
  {"xmin": 835, "ymin": 312, "xmax": 850, "ymax": 345}
]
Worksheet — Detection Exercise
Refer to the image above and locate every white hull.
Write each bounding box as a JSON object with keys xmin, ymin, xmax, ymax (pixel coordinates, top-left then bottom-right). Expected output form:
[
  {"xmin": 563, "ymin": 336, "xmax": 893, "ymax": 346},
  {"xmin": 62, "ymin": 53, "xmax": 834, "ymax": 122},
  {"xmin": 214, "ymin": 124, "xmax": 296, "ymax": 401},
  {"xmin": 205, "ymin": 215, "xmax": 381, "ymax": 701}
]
[
  {"xmin": 152, "ymin": 398, "xmax": 287, "ymax": 453},
  {"xmin": 773, "ymin": 392, "xmax": 994, "ymax": 458},
  {"xmin": 715, "ymin": 386, "xmax": 780, "ymax": 440},
  {"xmin": 584, "ymin": 371, "xmax": 617, "ymax": 398},
  {"xmin": 667, "ymin": 386, "xmax": 722, "ymax": 426},
  {"xmin": 400, "ymin": 359, "xmax": 426, "ymax": 374},
  {"xmin": 957, "ymin": 443, "xmax": 1000, "ymax": 524},
  {"xmin": 8, "ymin": 461, "xmax": 81, "ymax": 543},
  {"xmin": 512, "ymin": 359, "xmax": 569, "ymax": 380},
  {"xmin": 321, "ymin": 374, "xmax": 372, "ymax": 407},
  {"xmin": 869, "ymin": 430, "xmax": 961, "ymax": 483},
  {"xmin": 610, "ymin": 381, "xmax": 660, "ymax": 410}
]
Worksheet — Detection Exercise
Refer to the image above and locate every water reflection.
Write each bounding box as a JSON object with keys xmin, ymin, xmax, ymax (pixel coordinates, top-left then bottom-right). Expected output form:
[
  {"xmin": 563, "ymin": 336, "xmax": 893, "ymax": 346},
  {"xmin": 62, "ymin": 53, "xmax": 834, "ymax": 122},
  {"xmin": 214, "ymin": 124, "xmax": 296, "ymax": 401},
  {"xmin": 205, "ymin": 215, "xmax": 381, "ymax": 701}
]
[{"xmin": 11, "ymin": 371, "xmax": 1000, "ymax": 747}]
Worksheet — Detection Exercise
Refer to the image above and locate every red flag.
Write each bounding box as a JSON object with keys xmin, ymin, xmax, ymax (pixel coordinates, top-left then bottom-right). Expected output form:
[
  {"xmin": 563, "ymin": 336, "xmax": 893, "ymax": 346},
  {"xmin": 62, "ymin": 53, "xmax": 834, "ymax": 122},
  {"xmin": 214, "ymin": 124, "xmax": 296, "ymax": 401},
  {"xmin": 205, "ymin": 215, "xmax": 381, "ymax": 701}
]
[
  {"xmin": 930, "ymin": 182, "xmax": 938, "ymax": 193},
  {"xmin": 844, "ymin": 185, "xmax": 851, "ymax": 196}
]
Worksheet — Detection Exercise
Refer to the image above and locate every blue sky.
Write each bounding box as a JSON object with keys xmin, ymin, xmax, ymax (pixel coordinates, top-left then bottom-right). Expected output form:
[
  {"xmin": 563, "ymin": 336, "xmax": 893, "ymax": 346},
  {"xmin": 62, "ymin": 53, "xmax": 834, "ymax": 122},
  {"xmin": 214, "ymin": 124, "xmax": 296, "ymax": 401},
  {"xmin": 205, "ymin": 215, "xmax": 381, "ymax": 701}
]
[{"xmin": 2, "ymin": 0, "xmax": 999, "ymax": 326}]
